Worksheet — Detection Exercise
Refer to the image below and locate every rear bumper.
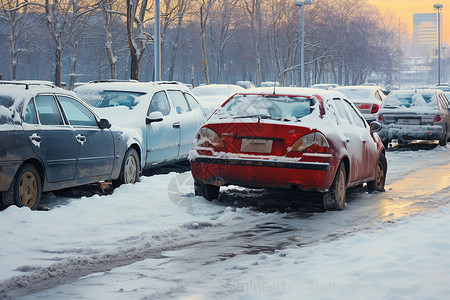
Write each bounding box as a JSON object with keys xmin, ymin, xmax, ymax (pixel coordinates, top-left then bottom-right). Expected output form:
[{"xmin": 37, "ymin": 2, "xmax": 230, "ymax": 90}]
[
  {"xmin": 378, "ymin": 124, "xmax": 443, "ymax": 141},
  {"xmin": 191, "ymin": 156, "xmax": 334, "ymax": 192}
]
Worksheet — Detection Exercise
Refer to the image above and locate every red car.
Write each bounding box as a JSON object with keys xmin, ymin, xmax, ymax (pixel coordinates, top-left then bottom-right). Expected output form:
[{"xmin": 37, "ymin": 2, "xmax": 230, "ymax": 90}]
[{"xmin": 190, "ymin": 87, "xmax": 387, "ymax": 210}]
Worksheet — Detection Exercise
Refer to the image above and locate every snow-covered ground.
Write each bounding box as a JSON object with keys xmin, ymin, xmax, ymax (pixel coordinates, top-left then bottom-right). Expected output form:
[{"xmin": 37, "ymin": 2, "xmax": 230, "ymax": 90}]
[{"xmin": 1, "ymin": 145, "xmax": 450, "ymax": 299}]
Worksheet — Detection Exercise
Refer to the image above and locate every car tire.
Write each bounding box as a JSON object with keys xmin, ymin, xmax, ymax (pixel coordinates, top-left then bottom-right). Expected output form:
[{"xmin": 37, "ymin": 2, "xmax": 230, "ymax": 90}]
[
  {"xmin": 367, "ymin": 152, "xmax": 387, "ymax": 192},
  {"xmin": 2, "ymin": 163, "xmax": 41, "ymax": 210},
  {"xmin": 194, "ymin": 180, "xmax": 219, "ymax": 201},
  {"xmin": 113, "ymin": 148, "xmax": 140, "ymax": 187},
  {"xmin": 439, "ymin": 126, "xmax": 447, "ymax": 146},
  {"xmin": 323, "ymin": 163, "xmax": 346, "ymax": 211}
]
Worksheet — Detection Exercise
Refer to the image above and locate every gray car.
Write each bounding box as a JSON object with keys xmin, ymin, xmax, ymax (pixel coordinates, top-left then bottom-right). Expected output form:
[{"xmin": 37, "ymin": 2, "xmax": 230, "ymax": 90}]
[
  {"xmin": 376, "ymin": 89, "xmax": 450, "ymax": 147},
  {"xmin": 0, "ymin": 81, "xmax": 138, "ymax": 210}
]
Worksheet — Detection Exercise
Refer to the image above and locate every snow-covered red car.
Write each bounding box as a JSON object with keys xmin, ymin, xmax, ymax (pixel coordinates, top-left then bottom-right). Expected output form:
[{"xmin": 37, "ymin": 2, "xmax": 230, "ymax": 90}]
[{"xmin": 190, "ymin": 87, "xmax": 387, "ymax": 210}]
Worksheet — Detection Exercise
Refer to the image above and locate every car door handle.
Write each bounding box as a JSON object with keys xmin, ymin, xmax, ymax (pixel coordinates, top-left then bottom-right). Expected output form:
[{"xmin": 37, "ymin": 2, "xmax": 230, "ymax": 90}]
[
  {"xmin": 30, "ymin": 133, "xmax": 41, "ymax": 142},
  {"xmin": 76, "ymin": 134, "xmax": 86, "ymax": 144},
  {"xmin": 173, "ymin": 122, "xmax": 181, "ymax": 128}
]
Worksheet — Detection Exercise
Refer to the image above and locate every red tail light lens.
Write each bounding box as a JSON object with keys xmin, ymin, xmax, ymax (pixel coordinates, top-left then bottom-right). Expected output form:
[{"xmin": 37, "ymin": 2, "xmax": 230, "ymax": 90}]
[
  {"xmin": 289, "ymin": 132, "xmax": 331, "ymax": 154},
  {"xmin": 378, "ymin": 114, "xmax": 383, "ymax": 122},
  {"xmin": 195, "ymin": 127, "xmax": 225, "ymax": 149},
  {"xmin": 370, "ymin": 104, "xmax": 380, "ymax": 114},
  {"xmin": 435, "ymin": 115, "xmax": 442, "ymax": 123},
  {"xmin": 359, "ymin": 104, "xmax": 371, "ymax": 109}
]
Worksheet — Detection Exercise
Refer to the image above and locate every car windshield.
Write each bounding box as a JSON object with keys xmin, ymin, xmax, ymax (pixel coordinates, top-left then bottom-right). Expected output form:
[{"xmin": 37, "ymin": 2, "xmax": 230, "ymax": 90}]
[
  {"xmin": 381, "ymin": 92, "xmax": 434, "ymax": 108},
  {"xmin": 80, "ymin": 90, "xmax": 146, "ymax": 109},
  {"xmin": 216, "ymin": 94, "xmax": 312, "ymax": 120},
  {"xmin": 334, "ymin": 88, "xmax": 372, "ymax": 99}
]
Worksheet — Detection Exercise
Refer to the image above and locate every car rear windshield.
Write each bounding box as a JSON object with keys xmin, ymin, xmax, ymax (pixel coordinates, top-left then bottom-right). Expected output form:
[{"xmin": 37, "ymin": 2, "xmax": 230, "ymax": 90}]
[
  {"xmin": 80, "ymin": 90, "xmax": 146, "ymax": 108},
  {"xmin": 334, "ymin": 88, "xmax": 371, "ymax": 100},
  {"xmin": 0, "ymin": 95, "xmax": 20, "ymax": 125},
  {"xmin": 216, "ymin": 94, "xmax": 313, "ymax": 120},
  {"xmin": 381, "ymin": 92, "xmax": 435, "ymax": 108}
]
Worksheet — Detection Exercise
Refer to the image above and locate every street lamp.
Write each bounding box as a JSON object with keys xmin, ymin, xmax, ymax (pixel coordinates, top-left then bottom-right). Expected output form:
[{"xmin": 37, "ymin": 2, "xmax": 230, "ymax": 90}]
[
  {"xmin": 434, "ymin": 3, "xmax": 443, "ymax": 85},
  {"xmin": 295, "ymin": 0, "xmax": 313, "ymax": 87},
  {"xmin": 154, "ymin": 0, "xmax": 161, "ymax": 81}
]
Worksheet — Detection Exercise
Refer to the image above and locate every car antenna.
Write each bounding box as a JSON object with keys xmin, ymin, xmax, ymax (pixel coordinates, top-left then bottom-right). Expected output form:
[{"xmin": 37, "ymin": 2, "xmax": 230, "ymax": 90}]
[{"xmin": 273, "ymin": 76, "xmax": 277, "ymax": 94}]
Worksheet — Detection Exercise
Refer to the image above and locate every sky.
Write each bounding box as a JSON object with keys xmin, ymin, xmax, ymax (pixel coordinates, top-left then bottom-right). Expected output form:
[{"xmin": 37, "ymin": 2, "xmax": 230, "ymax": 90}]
[{"xmin": 368, "ymin": 0, "xmax": 449, "ymax": 44}]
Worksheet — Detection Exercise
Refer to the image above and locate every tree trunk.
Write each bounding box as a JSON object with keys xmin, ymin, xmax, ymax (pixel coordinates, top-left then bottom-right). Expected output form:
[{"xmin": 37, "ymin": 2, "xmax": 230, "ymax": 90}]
[
  {"xmin": 55, "ymin": 46, "xmax": 62, "ymax": 87},
  {"xmin": 200, "ymin": 6, "xmax": 210, "ymax": 85}
]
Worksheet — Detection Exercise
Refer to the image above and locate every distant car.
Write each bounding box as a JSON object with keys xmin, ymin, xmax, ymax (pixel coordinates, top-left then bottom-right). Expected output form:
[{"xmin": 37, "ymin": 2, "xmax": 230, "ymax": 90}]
[
  {"xmin": 191, "ymin": 84, "xmax": 245, "ymax": 112},
  {"xmin": 0, "ymin": 81, "xmax": 133, "ymax": 210},
  {"xmin": 310, "ymin": 83, "xmax": 338, "ymax": 90},
  {"xmin": 334, "ymin": 85, "xmax": 386, "ymax": 124},
  {"xmin": 75, "ymin": 81, "xmax": 208, "ymax": 171},
  {"xmin": 190, "ymin": 87, "xmax": 387, "ymax": 211},
  {"xmin": 376, "ymin": 89, "xmax": 450, "ymax": 147},
  {"xmin": 236, "ymin": 81, "xmax": 255, "ymax": 89}
]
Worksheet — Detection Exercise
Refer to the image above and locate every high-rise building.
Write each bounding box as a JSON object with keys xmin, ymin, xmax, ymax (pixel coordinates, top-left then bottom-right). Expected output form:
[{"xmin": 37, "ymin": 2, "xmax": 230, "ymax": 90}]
[{"xmin": 413, "ymin": 13, "xmax": 441, "ymax": 56}]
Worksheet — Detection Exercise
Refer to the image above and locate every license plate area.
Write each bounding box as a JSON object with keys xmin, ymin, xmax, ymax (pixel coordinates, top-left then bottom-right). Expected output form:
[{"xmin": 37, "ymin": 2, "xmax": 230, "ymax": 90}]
[
  {"xmin": 397, "ymin": 118, "xmax": 420, "ymax": 125},
  {"xmin": 240, "ymin": 138, "xmax": 273, "ymax": 153}
]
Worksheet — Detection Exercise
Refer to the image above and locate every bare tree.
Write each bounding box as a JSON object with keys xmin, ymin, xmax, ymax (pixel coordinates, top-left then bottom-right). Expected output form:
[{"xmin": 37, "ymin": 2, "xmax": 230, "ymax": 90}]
[
  {"xmin": 0, "ymin": 0, "xmax": 30, "ymax": 80},
  {"xmin": 126, "ymin": 0, "xmax": 153, "ymax": 80}
]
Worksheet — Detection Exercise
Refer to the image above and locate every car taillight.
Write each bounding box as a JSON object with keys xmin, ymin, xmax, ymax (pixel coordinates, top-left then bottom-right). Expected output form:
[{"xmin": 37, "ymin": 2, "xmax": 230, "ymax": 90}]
[
  {"xmin": 370, "ymin": 104, "xmax": 380, "ymax": 114},
  {"xmin": 289, "ymin": 132, "xmax": 331, "ymax": 153},
  {"xmin": 195, "ymin": 127, "xmax": 225, "ymax": 149},
  {"xmin": 378, "ymin": 114, "xmax": 383, "ymax": 122},
  {"xmin": 435, "ymin": 114, "xmax": 442, "ymax": 123},
  {"xmin": 358, "ymin": 104, "xmax": 371, "ymax": 109}
]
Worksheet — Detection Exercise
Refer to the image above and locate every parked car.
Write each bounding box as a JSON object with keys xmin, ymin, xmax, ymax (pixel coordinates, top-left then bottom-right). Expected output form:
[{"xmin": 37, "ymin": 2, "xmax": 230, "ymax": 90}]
[
  {"xmin": 191, "ymin": 84, "xmax": 245, "ymax": 113},
  {"xmin": 334, "ymin": 85, "xmax": 386, "ymax": 124},
  {"xmin": 75, "ymin": 81, "xmax": 208, "ymax": 172},
  {"xmin": 190, "ymin": 87, "xmax": 387, "ymax": 210},
  {"xmin": 0, "ymin": 81, "xmax": 135, "ymax": 210},
  {"xmin": 310, "ymin": 83, "xmax": 338, "ymax": 90},
  {"xmin": 236, "ymin": 81, "xmax": 255, "ymax": 89},
  {"xmin": 376, "ymin": 89, "xmax": 450, "ymax": 147}
]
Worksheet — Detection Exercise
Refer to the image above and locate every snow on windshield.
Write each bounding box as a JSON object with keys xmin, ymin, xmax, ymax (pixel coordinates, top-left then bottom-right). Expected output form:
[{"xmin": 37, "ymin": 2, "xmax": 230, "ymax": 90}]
[
  {"xmin": 381, "ymin": 92, "xmax": 435, "ymax": 109},
  {"xmin": 76, "ymin": 90, "xmax": 146, "ymax": 109},
  {"xmin": 215, "ymin": 94, "xmax": 312, "ymax": 120},
  {"xmin": 0, "ymin": 90, "xmax": 31, "ymax": 125},
  {"xmin": 334, "ymin": 88, "xmax": 371, "ymax": 100}
]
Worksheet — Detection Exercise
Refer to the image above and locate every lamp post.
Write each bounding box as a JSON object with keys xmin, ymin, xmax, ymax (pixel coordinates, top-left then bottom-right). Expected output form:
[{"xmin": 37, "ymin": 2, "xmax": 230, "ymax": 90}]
[
  {"xmin": 434, "ymin": 3, "xmax": 443, "ymax": 85},
  {"xmin": 295, "ymin": 0, "xmax": 313, "ymax": 87},
  {"xmin": 154, "ymin": 0, "xmax": 161, "ymax": 81}
]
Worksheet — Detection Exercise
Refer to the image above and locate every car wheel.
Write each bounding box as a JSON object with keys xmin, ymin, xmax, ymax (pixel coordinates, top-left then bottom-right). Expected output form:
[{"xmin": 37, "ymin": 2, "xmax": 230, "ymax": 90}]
[
  {"xmin": 367, "ymin": 152, "xmax": 387, "ymax": 192},
  {"xmin": 113, "ymin": 148, "xmax": 140, "ymax": 187},
  {"xmin": 439, "ymin": 126, "xmax": 447, "ymax": 146},
  {"xmin": 2, "ymin": 163, "xmax": 41, "ymax": 210},
  {"xmin": 323, "ymin": 163, "xmax": 346, "ymax": 211},
  {"xmin": 194, "ymin": 179, "xmax": 219, "ymax": 201}
]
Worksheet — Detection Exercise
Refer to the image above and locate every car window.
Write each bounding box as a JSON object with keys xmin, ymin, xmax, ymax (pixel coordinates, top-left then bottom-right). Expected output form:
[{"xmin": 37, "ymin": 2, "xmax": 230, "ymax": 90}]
[
  {"xmin": 148, "ymin": 91, "xmax": 171, "ymax": 116},
  {"xmin": 343, "ymin": 99, "xmax": 366, "ymax": 128},
  {"xmin": 375, "ymin": 91, "xmax": 383, "ymax": 101},
  {"xmin": 24, "ymin": 99, "xmax": 38, "ymax": 124},
  {"xmin": 58, "ymin": 96, "xmax": 98, "ymax": 127},
  {"xmin": 382, "ymin": 92, "xmax": 434, "ymax": 108},
  {"xmin": 333, "ymin": 98, "xmax": 353, "ymax": 125},
  {"xmin": 184, "ymin": 93, "xmax": 200, "ymax": 110},
  {"xmin": 216, "ymin": 94, "xmax": 312, "ymax": 120},
  {"xmin": 35, "ymin": 95, "xmax": 64, "ymax": 125},
  {"xmin": 167, "ymin": 90, "xmax": 190, "ymax": 114}
]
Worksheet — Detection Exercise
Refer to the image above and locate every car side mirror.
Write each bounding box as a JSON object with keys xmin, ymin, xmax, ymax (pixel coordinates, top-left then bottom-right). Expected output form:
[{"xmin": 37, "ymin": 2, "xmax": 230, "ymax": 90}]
[
  {"xmin": 146, "ymin": 111, "xmax": 164, "ymax": 124},
  {"xmin": 370, "ymin": 121, "xmax": 382, "ymax": 133},
  {"xmin": 98, "ymin": 118, "xmax": 111, "ymax": 129}
]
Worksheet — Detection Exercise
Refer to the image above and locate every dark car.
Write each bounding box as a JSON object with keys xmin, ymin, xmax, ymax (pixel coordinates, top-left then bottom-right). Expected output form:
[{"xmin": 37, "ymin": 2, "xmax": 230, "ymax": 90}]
[{"xmin": 0, "ymin": 81, "xmax": 139, "ymax": 210}]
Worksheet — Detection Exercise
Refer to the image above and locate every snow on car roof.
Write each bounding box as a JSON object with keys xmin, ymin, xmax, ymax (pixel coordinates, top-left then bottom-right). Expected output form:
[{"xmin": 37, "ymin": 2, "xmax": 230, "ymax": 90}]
[{"xmin": 75, "ymin": 81, "xmax": 191, "ymax": 94}]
